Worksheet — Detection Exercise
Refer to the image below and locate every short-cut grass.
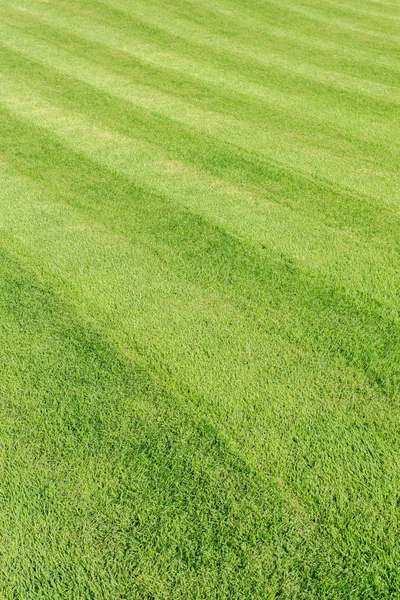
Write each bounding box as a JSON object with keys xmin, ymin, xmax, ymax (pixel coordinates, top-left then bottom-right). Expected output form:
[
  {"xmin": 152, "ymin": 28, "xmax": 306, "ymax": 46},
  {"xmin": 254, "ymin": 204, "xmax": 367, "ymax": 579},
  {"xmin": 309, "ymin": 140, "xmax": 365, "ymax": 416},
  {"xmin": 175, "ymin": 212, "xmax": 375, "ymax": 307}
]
[{"xmin": 0, "ymin": 0, "xmax": 399, "ymax": 597}]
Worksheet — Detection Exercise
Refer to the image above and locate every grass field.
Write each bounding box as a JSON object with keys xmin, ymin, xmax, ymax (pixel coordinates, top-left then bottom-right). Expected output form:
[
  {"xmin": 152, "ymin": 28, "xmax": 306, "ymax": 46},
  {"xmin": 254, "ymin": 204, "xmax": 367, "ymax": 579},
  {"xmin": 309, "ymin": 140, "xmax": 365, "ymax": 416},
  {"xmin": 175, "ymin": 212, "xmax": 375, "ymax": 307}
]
[{"xmin": 0, "ymin": 0, "xmax": 399, "ymax": 597}]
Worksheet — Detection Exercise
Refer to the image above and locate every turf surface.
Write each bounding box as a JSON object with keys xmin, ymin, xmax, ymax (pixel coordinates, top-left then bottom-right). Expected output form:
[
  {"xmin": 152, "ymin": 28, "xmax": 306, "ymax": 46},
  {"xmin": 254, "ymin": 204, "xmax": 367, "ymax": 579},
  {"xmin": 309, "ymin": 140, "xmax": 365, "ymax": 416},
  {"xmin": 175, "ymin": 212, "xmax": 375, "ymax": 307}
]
[{"xmin": 0, "ymin": 0, "xmax": 399, "ymax": 597}]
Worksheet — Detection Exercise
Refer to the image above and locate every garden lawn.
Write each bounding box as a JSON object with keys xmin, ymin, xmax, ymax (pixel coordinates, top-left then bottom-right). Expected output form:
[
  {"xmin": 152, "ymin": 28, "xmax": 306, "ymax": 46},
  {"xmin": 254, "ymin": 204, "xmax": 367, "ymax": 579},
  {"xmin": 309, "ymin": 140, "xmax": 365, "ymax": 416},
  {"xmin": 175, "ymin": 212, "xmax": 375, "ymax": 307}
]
[{"xmin": 0, "ymin": 0, "xmax": 399, "ymax": 598}]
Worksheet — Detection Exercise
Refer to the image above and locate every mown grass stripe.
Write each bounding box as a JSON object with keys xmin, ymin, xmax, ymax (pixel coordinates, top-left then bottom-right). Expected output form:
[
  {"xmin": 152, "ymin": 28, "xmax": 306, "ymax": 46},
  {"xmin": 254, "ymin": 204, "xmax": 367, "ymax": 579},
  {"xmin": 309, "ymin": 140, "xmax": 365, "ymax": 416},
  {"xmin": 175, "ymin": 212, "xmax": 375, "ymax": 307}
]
[
  {"xmin": 1, "ymin": 105, "xmax": 399, "ymax": 404},
  {"xmin": 0, "ymin": 60, "xmax": 398, "ymax": 314},
  {"xmin": 1, "ymin": 18, "xmax": 395, "ymax": 212},
  {"xmin": 0, "ymin": 34, "xmax": 398, "ymax": 220},
  {"xmin": 103, "ymin": 0, "xmax": 400, "ymax": 80},
  {"xmin": 239, "ymin": 0, "xmax": 400, "ymax": 42},
  {"xmin": 8, "ymin": 0, "xmax": 400, "ymax": 108},
  {"xmin": 174, "ymin": 0, "xmax": 400, "ymax": 63},
  {"xmin": 0, "ymin": 17, "xmax": 398, "ymax": 214},
  {"xmin": 1, "ymin": 115, "xmax": 399, "ymax": 598},
  {"xmin": 2, "ymin": 9, "xmax": 398, "ymax": 162},
  {"xmin": 0, "ymin": 247, "xmax": 305, "ymax": 599}
]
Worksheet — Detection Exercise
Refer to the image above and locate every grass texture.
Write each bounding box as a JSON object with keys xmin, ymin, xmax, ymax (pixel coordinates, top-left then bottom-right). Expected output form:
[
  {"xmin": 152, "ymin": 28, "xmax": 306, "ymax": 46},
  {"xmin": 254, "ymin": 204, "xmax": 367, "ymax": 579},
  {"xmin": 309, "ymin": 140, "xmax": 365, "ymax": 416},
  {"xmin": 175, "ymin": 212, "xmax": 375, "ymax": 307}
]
[{"xmin": 0, "ymin": 0, "xmax": 399, "ymax": 597}]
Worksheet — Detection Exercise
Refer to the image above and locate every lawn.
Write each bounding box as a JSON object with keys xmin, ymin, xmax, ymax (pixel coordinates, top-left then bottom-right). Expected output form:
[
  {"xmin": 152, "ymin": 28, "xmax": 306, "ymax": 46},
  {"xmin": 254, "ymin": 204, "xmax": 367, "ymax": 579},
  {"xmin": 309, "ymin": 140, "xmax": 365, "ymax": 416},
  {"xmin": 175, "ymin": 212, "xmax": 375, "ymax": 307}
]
[{"xmin": 0, "ymin": 0, "xmax": 399, "ymax": 597}]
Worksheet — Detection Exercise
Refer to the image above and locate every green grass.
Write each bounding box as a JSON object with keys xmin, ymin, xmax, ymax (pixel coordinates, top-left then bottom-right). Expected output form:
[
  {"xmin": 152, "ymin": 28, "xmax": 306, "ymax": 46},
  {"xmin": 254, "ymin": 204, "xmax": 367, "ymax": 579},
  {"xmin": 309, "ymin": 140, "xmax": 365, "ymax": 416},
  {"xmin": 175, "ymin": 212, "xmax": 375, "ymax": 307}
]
[{"xmin": 0, "ymin": 0, "xmax": 399, "ymax": 597}]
